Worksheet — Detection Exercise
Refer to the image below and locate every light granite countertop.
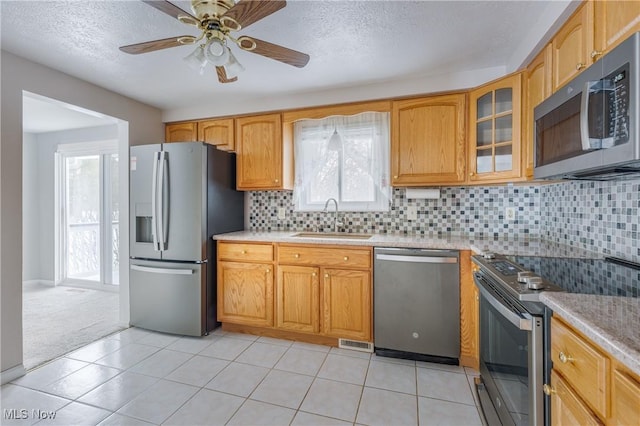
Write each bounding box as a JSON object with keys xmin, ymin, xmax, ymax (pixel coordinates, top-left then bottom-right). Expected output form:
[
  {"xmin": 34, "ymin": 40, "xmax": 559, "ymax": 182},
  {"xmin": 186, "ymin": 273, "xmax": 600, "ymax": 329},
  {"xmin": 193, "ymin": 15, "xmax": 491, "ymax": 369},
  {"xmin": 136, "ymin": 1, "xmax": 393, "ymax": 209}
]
[
  {"xmin": 213, "ymin": 230, "xmax": 598, "ymax": 258},
  {"xmin": 540, "ymin": 293, "xmax": 640, "ymax": 377}
]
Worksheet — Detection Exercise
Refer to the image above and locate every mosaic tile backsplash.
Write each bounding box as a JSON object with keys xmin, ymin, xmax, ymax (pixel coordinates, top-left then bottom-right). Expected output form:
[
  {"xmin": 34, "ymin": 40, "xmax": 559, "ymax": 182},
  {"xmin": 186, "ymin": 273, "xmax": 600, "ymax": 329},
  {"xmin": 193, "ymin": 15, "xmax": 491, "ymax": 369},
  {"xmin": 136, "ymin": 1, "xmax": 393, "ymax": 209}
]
[{"xmin": 248, "ymin": 179, "xmax": 640, "ymax": 263}]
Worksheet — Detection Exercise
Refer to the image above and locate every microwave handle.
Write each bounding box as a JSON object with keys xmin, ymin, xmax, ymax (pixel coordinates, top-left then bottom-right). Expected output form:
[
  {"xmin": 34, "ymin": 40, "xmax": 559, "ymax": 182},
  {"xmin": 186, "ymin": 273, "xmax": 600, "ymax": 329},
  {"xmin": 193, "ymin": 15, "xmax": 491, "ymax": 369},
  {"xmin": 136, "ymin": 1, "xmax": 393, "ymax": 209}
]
[{"xmin": 580, "ymin": 81, "xmax": 593, "ymax": 151}]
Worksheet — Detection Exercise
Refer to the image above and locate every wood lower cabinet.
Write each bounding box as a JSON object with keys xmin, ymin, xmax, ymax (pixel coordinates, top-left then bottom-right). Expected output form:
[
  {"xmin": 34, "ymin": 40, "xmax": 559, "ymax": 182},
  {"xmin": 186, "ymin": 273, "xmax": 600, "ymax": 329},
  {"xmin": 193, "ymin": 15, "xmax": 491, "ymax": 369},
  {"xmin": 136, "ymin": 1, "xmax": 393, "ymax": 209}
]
[
  {"xmin": 165, "ymin": 122, "xmax": 197, "ymax": 143},
  {"xmin": 322, "ymin": 268, "xmax": 371, "ymax": 341},
  {"xmin": 551, "ymin": 1, "xmax": 594, "ymax": 92},
  {"xmin": 391, "ymin": 94, "xmax": 466, "ymax": 186},
  {"xmin": 217, "ymin": 242, "xmax": 275, "ymax": 327},
  {"xmin": 550, "ymin": 369, "xmax": 603, "ymax": 426},
  {"xmin": 276, "ymin": 265, "xmax": 320, "ymax": 334},
  {"xmin": 217, "ymin": 261, "xmax": 274, "ymax": 327},
  {"xmin": 459, "ymin": 250, "xmax": 479, "ymax": 369},
  {"xmin": 548, "ymin": 314, "xmax": 640, "ymax": 426}
]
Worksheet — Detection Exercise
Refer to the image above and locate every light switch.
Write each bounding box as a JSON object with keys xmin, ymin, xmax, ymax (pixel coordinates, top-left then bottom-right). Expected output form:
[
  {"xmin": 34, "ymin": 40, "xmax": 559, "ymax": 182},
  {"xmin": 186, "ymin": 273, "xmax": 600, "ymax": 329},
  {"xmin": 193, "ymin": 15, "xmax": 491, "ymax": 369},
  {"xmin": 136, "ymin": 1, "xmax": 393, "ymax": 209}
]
[
  {"xmin": 277, "ymin": 207, "xmax": 286, "ymax": 220},
  {"xmin": 407, "ymin": 206, "xmax": 418, "ymax": 221}
]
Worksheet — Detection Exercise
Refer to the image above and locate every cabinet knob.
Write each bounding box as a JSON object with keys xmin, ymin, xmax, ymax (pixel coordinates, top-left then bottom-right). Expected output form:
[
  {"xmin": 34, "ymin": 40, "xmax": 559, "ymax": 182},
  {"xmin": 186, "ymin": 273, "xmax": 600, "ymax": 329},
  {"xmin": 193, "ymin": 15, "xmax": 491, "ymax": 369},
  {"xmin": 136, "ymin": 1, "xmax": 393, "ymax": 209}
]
[
  {"xmin": 590, "ymin": 50, "xmax": 603, "ymax": 60},
  {"xmin": 312, "ymin": 272, "xmax": 317, "ymax": 277},
  {"xmin": 324, "ymin": 273, "xmax": 329, "ymax": 278},
  {"xmin": 274, "ymin": 179, "xmax": 279, "ymax": 183},
  {"xmin": 393, "ymin": 175, "xmax": 398, "ymax": 179},
  {"xmin": 543, "ymin": 384, "xmax": 556, "ymax": 396},
  {"xmin": 343, "ymin": 256, "xmax": 349, "ymax": 261},
  {"xmin": 558, "ymin": 351, "xmax": 574, "ymax": 364},
  {"xmin": 266, "ymin": 268, "xmax": 271, "ymax": 273},
  {"xmin": 241, "ymin": 250, "xmax": 247, "ymax": 254},
  {"xmin": 576, "ymin": 62, "xmax": 585, "ymax": 71},
  {"xmin": 294, "ymin": 254, "xmax": 300, "ymax": 258},
  {"xmin": 469, "ymin": 172, "xmax": 475, "ymax": 177}
]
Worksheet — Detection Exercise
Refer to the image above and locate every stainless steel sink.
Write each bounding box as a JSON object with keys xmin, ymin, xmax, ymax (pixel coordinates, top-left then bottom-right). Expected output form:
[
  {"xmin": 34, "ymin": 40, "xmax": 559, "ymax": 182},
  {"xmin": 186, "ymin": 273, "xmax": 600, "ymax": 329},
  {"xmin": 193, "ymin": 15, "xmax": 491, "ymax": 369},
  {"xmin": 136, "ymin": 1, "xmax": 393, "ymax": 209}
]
[{"xmin": 292, "ymin": 232, "xmax": 373, "ymax": 240}]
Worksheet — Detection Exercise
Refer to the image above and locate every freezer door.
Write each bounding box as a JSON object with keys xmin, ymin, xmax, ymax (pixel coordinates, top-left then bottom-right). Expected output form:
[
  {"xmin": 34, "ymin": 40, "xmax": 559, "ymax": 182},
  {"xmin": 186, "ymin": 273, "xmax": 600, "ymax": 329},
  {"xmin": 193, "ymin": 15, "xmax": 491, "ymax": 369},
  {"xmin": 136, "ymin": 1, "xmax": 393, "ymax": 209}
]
[
  {"xmin": 130, "ymin": 144, "xmax": 162, "ymax": 260},
  {"xmin": 159, "ymin": 142, "xmax": 206, "ymax": 262},
  {"xmin": 130, "ymin": 259, "xmax": 205, "ymax": 336}
]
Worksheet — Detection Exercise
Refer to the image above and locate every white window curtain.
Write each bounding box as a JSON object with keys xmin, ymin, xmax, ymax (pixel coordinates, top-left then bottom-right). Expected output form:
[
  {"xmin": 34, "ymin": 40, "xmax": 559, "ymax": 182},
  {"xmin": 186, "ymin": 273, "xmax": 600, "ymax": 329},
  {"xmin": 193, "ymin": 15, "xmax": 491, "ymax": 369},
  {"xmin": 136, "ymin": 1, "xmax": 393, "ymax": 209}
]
[{"xmin": 293, "ymin": 111, "xmax": 390, "ymax": 211}]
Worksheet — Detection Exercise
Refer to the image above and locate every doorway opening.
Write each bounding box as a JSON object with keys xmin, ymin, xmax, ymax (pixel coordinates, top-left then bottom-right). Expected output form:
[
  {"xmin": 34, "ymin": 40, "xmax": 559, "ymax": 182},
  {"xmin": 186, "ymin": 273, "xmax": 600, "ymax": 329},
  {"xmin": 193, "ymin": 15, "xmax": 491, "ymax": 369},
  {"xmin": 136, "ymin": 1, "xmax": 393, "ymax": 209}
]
[{"xmin": 22, "ymin": 92, "xmax": 129, "ymax": 370}]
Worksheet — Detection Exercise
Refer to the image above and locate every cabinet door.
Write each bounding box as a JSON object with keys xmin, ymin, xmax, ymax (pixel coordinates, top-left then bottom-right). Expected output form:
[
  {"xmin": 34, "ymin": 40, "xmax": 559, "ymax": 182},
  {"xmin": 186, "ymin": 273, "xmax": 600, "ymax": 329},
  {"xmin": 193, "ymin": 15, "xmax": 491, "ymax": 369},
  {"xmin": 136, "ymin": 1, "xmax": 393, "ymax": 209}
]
[
  {"xmin": 523, "ymin": 45, "xmax": 552, "ymax": 179},
  {"xmin": 391, "ymin": 94, "xmax": 466, "ymax": 186},
  {"xmin": 165, "ymin": 122, "xmax": 197, "ymax": 143},
  {"xmin": 276, "ymin": 265, "xmax": 320, "ymax": 334},
  {"xmin": 612, "ymin": 369, "xmax": 640, "ymax": 426},
  {"xmin": 550, "ymin": 370, "xmax": 603, "ymax": 426},
  {"xmin": 594, "ymin": 0, "xmax": 640, "ymax": 58},
  {"xmin": 459, "ymin": 251, "xmax": 479, "ymax": 370},
  {"xmin": 217, "ymin": 261, "xmax": 274, "ymax": 327},
  {"xmin": 322, "ymin": 268, "xmax": 371, "ymax": 341},
  {"xmin": 551, "ymin": 1, "xmax": 594, "ymax": 92},
  {"xmin": 236, "ymin": 114, "xmax": 288, "ymax": 190},
  {"xmin": 198, "ymin": 118, "xmax": 235, "ymax": 151},
  {"xmin": 469, "ymin": 73, "xmax": 522, "ymax": 183}
]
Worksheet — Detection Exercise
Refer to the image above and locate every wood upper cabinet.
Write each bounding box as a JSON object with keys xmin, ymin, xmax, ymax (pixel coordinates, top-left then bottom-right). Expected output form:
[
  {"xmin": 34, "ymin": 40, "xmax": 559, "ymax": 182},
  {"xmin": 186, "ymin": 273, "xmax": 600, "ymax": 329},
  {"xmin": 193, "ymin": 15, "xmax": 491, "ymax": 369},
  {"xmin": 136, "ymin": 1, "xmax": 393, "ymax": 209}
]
[
  {"xmin": 459, "ymin": 251, "xmax": 478, "ymax": 370},
  {"xmin": 594, "ymin": 0, "xmax": 640, "ymax": 59},
  {"xmin": 276, "ymin": 265, "xmax": 320, "ymax": 334},
  {"xmin": 217, "ymin": 242, "xmax": 275, "ymax": 327},
  {"xmin": 165, "ymin": 122, "xmax": 197, "ymax": 143},
  {"xmin": 523, "ymin": 45, "xmax": 552, "ymax": 179},
  {"xmin": 236, "ymin": 114, "xmax": 292, "ymax": 190},
  {"xmin": 198, "ymin": 118, "xmax": 235, "ymax": 151},
  {"xmin": 391, "ymin": 94, "xmax": 466, "ymax": 186},
  {"xmin": 551, "ymin": 1, "xmax": 594, "ymax": 92},
  {"xmin": 468, "ymin": 73, "xmax": 522, "ymax": 183},
  {"xmin": 322, "ymin": 268, "xmax": 371, "ymax": 341}
]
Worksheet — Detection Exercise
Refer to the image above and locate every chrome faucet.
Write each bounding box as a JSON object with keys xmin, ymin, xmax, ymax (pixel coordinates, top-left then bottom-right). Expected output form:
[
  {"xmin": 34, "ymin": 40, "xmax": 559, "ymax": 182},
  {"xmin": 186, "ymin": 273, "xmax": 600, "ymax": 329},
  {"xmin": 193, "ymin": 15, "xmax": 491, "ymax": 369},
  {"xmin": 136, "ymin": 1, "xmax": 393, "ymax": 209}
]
[{"xmin": 323, "ymin": 198, "xmax": 343, "ymax": 232}]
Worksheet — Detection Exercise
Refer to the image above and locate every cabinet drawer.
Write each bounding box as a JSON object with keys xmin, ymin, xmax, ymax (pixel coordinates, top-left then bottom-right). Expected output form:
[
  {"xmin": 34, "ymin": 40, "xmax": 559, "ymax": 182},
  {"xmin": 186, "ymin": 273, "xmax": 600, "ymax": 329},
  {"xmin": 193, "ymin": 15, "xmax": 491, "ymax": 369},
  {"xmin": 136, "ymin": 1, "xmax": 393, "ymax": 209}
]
[
  {"xmin": 550, "ymin": 316, "xmax": 610, "ymax": 419},
  {"xmin": 278, "ymin": 245, "xmax": 371, "ymax": 269},
  {"xmin": 218, "ymin": 242, "xmax": 273, "ymax": 262}
]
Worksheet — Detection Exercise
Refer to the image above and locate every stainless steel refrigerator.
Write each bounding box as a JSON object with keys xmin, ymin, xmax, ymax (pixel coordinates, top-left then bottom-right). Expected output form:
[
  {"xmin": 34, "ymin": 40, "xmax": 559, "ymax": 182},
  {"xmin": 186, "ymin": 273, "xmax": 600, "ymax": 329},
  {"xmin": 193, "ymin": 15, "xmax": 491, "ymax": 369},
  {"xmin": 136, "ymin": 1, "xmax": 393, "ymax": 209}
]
[{"xmin": 129, "ymin": 142, "xmax": 244, "ymax": 336}]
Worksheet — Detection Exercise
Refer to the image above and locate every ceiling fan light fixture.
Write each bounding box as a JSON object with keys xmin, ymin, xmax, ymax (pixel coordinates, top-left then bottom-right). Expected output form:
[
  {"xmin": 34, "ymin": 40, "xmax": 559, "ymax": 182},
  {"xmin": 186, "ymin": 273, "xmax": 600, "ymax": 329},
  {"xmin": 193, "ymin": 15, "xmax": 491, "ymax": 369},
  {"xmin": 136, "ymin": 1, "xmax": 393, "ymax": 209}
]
[
  {"xmin": 224, "ymin": 48, "xmax": 244, "ymax": 78},
  {"xmin": 183, "ymin": 45, "xmax": 208, "ymax": 74},
  {"xmin": 205, "ymin": 37, "xmax": 230, "ymax": 66}
]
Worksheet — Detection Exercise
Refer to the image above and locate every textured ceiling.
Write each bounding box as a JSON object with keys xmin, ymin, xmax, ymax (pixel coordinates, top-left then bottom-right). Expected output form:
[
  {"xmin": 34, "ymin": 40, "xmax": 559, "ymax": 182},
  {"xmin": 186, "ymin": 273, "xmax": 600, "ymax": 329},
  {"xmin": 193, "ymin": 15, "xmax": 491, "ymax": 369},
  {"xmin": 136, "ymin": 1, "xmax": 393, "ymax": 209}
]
[{"xmin": 1, "ymin": 1, "xmax": 573, "ymax": 118}]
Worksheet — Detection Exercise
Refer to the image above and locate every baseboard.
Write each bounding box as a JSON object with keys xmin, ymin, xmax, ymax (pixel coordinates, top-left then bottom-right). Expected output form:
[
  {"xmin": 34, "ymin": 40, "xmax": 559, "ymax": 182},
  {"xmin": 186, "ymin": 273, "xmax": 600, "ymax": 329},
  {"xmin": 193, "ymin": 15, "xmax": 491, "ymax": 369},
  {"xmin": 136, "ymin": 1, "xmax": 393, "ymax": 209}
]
[
  {"xmin": 23, "ymin": 279, "xmax": 55, "ymax": 287},
  {"xmin": 1, "ymin": 364, "xmax": 26, "ymax": 384}
]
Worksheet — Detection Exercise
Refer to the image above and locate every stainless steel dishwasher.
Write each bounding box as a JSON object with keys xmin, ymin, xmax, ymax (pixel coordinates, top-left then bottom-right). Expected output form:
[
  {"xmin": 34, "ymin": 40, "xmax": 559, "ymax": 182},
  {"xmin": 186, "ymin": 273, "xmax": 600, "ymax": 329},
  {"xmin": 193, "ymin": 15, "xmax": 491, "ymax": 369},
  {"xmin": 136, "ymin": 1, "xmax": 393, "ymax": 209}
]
[{"xmin": 374, "ymin": 247, "xmax": 460, "ymax": 363}]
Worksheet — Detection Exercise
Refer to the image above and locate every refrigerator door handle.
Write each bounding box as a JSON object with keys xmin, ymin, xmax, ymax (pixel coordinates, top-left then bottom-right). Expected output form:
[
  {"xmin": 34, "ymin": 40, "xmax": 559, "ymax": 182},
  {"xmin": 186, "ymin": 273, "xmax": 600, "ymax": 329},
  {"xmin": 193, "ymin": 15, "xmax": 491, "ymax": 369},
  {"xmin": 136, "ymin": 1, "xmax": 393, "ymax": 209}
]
[
  {"xmin": 157, "ymin": 151, "xmax": 167, "ymax": 251},
  {"xmin": 151, "ymin": 151, "xmax": 160, "ymax": 251},
  {"xmin": 131, "ymin": 265, "xmax": 194, "ymax": 275}
]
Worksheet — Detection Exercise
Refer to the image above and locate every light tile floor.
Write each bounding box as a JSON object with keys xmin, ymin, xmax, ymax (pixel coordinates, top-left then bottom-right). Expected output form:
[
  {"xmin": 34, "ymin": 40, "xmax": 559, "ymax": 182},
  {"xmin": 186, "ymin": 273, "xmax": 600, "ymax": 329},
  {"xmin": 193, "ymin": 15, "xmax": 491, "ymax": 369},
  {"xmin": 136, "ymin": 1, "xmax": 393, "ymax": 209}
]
[{"xmin": 2, "ymin": 327, "xmax": 483, "ymax": 425}]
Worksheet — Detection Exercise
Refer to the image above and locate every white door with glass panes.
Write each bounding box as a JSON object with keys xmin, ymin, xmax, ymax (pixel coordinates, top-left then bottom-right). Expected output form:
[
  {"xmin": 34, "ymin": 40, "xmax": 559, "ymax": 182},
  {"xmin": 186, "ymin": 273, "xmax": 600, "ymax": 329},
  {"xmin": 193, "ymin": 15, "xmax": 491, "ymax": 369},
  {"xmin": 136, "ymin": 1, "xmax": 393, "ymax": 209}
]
[{"xmin": 56, "ymin": 141, "xmax": 119, "ymax": 287}]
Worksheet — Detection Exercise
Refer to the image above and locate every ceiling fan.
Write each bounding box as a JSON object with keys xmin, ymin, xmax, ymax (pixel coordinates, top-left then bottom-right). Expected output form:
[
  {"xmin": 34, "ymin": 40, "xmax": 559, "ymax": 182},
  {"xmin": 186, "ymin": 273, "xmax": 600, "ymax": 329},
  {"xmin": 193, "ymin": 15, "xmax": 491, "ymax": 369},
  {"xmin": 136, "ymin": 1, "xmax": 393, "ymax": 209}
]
[{"xmin": 120, "ymin": 0, "xmax": 310, "ymax": 83}]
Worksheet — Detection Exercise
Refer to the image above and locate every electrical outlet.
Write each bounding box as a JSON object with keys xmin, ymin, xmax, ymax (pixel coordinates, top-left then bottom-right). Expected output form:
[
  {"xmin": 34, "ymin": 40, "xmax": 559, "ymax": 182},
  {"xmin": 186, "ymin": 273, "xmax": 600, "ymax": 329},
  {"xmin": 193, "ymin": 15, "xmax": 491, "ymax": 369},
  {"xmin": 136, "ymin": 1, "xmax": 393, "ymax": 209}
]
[
  {"xmin": 505, "ymin": 207, "xmax": 516, "ymax": 221},
  {"xmin": 407, "ymin": 206, "xmax": 418, "ymax": 221},
  {"xmin": 277, "ymin": 207, "xmax": 286, "ymax": 220}
]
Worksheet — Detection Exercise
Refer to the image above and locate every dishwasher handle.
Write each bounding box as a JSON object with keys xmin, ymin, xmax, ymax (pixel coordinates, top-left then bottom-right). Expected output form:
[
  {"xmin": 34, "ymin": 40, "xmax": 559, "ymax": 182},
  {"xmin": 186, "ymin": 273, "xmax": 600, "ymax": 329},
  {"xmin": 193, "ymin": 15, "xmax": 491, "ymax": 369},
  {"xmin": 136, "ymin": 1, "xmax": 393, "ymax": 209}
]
[{"xmin": 375, "ymin": 253, "xmax": 458, "ymax": 264}]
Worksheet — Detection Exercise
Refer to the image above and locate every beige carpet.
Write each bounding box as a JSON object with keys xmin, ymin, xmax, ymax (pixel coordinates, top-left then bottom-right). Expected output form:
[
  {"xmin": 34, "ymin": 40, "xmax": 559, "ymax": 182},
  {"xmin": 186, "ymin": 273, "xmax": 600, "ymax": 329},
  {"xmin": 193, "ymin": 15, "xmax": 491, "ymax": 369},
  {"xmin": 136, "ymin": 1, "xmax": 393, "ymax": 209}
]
[{"xmin": 22, "ymin": 282, "xmax": 124, "ymax": 370}]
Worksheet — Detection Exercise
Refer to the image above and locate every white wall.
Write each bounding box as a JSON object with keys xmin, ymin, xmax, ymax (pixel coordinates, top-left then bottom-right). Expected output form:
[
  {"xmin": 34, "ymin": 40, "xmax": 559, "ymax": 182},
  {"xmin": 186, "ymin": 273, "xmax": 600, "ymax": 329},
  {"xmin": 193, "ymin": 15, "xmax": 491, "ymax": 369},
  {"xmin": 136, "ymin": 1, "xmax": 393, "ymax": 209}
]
[
  {"xmin": 22, "ymin": 125, "xmax": 119, "ymax": 284},
  {"xmin": 1, "ymin": 50, "xmax": 163, "ymax": 379}
]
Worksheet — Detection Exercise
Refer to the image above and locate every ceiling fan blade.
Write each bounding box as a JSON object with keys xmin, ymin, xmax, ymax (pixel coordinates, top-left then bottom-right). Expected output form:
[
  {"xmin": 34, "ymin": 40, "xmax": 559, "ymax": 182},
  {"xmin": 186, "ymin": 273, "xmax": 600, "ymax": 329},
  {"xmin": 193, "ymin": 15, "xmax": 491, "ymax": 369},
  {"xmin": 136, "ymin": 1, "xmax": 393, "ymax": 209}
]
[
  {"xmin": 120, "ymin": 36, "xmax": 196, "ymax": 54},
  {"xmin": 216, "ymin": 67, "xmax": 238, "ymax": 83},
  {"xmin": 224, "ymin": 0, "xmax": 286, "ymax": 29},
  {"xmin": 141, "ymin": 0, "xmax": 196, "ymax": 20},
  {"xmin": 240, "ymin": 37, "xmax": 309, "ymax": 68}
]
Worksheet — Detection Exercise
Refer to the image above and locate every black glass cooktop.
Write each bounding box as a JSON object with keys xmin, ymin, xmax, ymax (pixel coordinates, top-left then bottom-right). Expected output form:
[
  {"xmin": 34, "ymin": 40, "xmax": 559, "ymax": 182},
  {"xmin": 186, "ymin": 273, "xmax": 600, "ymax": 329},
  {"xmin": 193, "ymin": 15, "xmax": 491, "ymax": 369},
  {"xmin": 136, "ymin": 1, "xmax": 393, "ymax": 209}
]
[{"xmin": 506, "ymin": 255, "xmax": 640, "ymax": 298}]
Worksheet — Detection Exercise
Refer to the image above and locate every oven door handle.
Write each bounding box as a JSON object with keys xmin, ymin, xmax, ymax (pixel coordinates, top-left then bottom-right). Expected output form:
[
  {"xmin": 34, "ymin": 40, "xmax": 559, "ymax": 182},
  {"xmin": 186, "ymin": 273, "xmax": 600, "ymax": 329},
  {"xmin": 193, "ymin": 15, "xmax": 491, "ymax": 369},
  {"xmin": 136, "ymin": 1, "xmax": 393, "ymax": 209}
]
[{"xmin": 475, "ymin": 275, "xmax": 533, "ymax": 331}]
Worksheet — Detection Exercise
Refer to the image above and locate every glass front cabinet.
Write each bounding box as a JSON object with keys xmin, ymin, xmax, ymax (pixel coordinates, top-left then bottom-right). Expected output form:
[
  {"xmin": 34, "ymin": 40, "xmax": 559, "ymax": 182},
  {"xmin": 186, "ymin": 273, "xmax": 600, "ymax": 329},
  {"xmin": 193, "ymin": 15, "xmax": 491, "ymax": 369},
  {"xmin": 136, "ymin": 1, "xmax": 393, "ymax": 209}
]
[{"xmin": 468, "ymin": 73, "xmax": 523, "ymax": 183}]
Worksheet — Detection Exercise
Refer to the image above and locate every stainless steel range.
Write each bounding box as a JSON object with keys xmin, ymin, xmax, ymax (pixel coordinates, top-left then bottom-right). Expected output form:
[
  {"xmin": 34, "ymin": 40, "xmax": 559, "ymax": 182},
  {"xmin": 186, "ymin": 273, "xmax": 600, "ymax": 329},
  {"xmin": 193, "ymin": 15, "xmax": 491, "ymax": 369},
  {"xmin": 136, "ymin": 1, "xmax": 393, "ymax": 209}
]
[{"xmin": 472, "ymin": 253, "xmax": 640, "ymax": 426}]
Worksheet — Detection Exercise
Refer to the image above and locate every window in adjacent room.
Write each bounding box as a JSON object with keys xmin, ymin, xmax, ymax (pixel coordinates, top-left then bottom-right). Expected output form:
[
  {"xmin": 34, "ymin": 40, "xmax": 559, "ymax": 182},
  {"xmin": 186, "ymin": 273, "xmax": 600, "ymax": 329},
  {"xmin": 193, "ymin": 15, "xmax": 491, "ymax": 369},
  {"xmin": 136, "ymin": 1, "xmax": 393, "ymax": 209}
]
[{"xmin": 293, "ymin": 111, "xmax": 390, "ymax": 211}]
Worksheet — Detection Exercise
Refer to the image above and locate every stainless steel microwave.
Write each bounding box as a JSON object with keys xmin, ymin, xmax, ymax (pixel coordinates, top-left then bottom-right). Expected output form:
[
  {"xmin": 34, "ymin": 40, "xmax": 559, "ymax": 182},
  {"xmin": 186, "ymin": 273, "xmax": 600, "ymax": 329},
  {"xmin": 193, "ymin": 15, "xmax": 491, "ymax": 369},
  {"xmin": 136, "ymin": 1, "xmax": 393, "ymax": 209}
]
[{"xmin": 534, "ymin": 32, "xmax": 640, "ymax": 180}]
